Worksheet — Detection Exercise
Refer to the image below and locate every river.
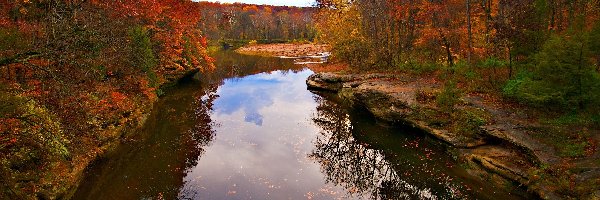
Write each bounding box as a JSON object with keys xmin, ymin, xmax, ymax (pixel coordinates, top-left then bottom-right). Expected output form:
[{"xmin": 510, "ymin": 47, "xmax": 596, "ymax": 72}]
[{"xmin": 73, "ymin": 51, "xmax": 532, "ymax": 199}]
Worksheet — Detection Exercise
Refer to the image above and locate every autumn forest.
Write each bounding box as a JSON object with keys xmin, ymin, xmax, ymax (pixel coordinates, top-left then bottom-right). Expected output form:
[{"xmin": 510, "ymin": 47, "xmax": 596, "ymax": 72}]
[{"xmin": 1, "ymin": 0, "xmax": 599, "ymax": 199}]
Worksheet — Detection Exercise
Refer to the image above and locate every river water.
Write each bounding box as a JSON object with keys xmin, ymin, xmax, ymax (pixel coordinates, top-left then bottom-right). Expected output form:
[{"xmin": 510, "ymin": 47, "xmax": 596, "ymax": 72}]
[{"xmin": 73, "ymin": 51, "xmax": 531, "ymax": 199}]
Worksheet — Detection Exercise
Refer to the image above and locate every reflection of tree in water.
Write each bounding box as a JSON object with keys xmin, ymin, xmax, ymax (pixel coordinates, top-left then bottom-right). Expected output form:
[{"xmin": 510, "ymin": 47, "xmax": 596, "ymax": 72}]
[
  {"xmin": 205, "ymin": 51, "xmax": 305, "ymax": 82},
  {"xmin": 73, "ymin": 80, "xmax": 222, "ymax": 200},
  {"xmin": 180, "ymin": 83, "xmax": 220, "ymax": 171},
  {"xmin": 309, "ymin": 94, "xmax": 467, "ymax": 200}
]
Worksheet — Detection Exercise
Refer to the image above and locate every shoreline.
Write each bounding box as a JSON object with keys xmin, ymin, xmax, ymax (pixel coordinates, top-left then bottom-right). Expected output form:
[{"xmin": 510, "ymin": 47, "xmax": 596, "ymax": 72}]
[
  {"xmin": 306, "ymin": 71, "xmax": 598, "ymax": 200},
  {"xmin": 235, "ymin": 43, "xmax": 330, "ymax": 58},
  {"xmin": 54, "ymin": 71, "xmax": 197, "ymax": 199}
]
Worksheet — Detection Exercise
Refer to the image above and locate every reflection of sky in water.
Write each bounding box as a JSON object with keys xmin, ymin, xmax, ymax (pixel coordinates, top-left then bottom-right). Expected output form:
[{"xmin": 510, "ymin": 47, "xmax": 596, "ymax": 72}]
[
  {"xmin": 177, "ymin": 69, "xmax": 524, "ymax": 200},
  {"xmin": 213, "ymin": 73, "xmax": 286, "ymax": 126},
  {"xmin": 180, "ymin": 69, "xmax": 353, "ymax": 199}
]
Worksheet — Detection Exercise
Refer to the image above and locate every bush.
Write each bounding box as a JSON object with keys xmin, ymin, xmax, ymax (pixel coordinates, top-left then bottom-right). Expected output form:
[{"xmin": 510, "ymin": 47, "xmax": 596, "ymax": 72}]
[
  {"xmin": 0, "ymin": 28, "xmax": 29, "ymax": 51},
  {"xmin": 451, "ymin": 108, "xmax": 489, "ymax": 136},
  {"xmin": 436, "ymin": 81, "xmax": 461, "ymax": 111},
  {"xmin": 503, "ymin": 34, "xmax": 600, "ymax": 110},
  {"xmin": 401, "ymin": 60, "xmax": 440, "ymax": 75},
  {"xmin": 0, "ymin": 91, "xmax": 71, "ymax": 187},
  {"xmin": 333, "ymin": 38, "xmax": 370, "ymax": 69}
]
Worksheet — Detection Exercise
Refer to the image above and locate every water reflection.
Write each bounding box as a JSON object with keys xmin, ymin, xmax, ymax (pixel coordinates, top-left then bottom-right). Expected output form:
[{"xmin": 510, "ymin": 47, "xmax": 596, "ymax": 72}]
[
  {"xmin": 201, "ymin": 50, "xmax": 305, "ymax": 84},
  {"xmin": 74, "ymin": 51, "xmax": 528, "ymax": 200},
  {"xmin": 309, "ymin": 93, "xmax": 463, "ymax": 199},
  {"xmin": 178, "ymin": 69, "xmax": 355, "ymax": 199},
  {"xmin": 73, "ymin": 80, "xmax": 219, "ymax": 200},
  {"xmin": 309, "ymin": 93, "xmax": 529, "ymax": 200}
]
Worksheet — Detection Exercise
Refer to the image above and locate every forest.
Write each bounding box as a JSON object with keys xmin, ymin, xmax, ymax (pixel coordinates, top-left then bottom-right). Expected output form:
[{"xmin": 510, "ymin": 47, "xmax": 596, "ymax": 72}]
[
  {"xmin": 197, "ymin": 2, "xmax": 317, "ymax": 44},
  {"xmin": 316, "ymin": 0, "xmax": 600, "ymax": 111},
  {"xmin": 1, "ymin": 0, "xmax": 599, "ymax": 199}
]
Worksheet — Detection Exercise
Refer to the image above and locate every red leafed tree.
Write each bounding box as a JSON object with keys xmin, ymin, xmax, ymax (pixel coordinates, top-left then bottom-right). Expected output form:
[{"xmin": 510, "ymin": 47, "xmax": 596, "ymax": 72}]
[{"xmin": 0, "ymin": 0, "xmax": 214, "ymax": 198}]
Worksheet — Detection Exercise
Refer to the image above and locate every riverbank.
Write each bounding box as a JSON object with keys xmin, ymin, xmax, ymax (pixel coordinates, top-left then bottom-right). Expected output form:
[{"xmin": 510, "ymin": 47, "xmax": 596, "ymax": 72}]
[
  {"xmin": 236, "ymin": 43, "xmax": 330, "ymax": 58},
  {"xmin": 306, "ymin": 71, "xmax": 600, "ymax": 199},
  {"xmin": 1, "ymin": 68, "xmax": 201, "ymax": 200}
]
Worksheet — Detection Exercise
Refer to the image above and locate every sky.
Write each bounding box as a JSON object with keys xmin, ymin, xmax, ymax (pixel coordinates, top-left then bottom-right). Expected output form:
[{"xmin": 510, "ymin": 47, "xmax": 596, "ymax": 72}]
[{"xmin": 197, "ymin": 0, "xmax": 316, "ymax": 7}]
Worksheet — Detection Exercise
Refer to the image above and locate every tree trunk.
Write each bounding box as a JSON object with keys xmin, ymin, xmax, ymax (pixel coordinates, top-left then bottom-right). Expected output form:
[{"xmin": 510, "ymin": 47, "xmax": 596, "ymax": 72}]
[
  {"xmin": 441, "ymin": 33, "xmax": 454, "ymax": 68},
  {"xmin": 467, "ymin": 0, "xmax": 472, "ymax": 65}
]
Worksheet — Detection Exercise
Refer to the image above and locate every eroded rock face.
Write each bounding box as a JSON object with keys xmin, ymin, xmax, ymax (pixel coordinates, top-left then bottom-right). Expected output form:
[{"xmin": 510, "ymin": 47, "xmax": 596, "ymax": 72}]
[
  {"xmin": 307, "ymin": 72, "xmax": 487, "ymax": 148},
  {"xmin": 306, "ymin": 72, "xmax": 356, "ymax": 91},
  {"xmin": 350, "ymin": 85, "xmax": 412, "ymax": 121}
]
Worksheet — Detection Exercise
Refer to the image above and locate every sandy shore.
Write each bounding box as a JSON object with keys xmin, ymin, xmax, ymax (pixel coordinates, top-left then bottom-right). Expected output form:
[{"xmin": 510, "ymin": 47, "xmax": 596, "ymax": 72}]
[
  {"xmin": 236, "ymin": 43, "xmax": 347, "ymax": 73},
  {"xmin": 236, "ymin": 43, "xmax": 330, "ymax": 57}
]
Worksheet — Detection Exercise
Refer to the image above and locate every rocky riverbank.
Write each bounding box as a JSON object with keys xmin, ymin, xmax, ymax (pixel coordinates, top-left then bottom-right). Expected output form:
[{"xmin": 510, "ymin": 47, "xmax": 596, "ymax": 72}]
[{"xmin": 306, "ymin": 72, "xmax": 600, "ymax": 200}]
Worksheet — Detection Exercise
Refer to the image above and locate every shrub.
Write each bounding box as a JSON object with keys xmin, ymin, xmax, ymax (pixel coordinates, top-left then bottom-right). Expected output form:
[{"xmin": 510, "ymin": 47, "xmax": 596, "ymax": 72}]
[
  {"xmin": 436, "ymin": 81, "xmax": 461, "ymax": 111},
  {"xmin": 503, "ymin": 34, "xmax": 600, "ymax": 110},
  {"xmin": 451, "ymin": 108, "xmax": 489, "ymax": 136},
  {"xmin": 333, "ymin": 38, "xmax": 371, "ymax": 69}
]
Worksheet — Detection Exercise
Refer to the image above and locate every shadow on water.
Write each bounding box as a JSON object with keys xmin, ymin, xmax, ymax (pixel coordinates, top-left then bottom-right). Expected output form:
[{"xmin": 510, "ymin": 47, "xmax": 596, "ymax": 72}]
[
  {"xmin": 309, "ymin": 92, "xmax": 535, "ymax": 199},
  {"xmin": 74, "ymin": 51, "xmax": 534, "ymax": 200},
  {"xmin": 72, "ymin": 76, "xmax": 219, "ymax": 200}
]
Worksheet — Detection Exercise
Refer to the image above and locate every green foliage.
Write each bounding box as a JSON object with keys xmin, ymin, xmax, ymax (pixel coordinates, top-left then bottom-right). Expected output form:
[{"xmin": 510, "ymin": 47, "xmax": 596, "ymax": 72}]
[
  {"xmin": 452, "ymin": 60, "xmax": 477, "ymax": 80},
  {"xmin": 255, "ymin": 39, "xmax": 289, "ymax": 44},
  {"xmin": 451, "ymin": 108, "xmax": 488, "ymax": 136},
  {"xmin": 547, "ymin": 113, "xmax": 595, "ymax": 126},
  {"xmin": 401, "ymin": 60, "xmax": 440, "ymax": 75},
  {"xmin": 436, "ymin": 81, "xmax": 461, "ymax": 111},
  {"xmin": 129, "ymin": 26, "xmax": 157, "ymax": 73},
  {"xmin": 73, "ymin": 27, "xmax": 104, "ymax": 57},
  {"xmin": 220, "ymin": 39, "xmax": 252, "ymax": 49},
  {"xmin": 503, "ymin": 71, "xmax": 531, "ymax": 97},
  {"xmin": 155, "ymin": 88, "xmax": 165, "ymax": 97},
  {"xmin": 480, "ymin": 57, "xmax": 507, "ymax": 69},
  {"xmin": 129, "ymin": 26, "xmax": 161, "ymax": 90},
  {"xmin": 503, "ymin": 34, "xmax": 600, "ymax": 109},
  {"xmin": 591, "ymin": 24, "xmax": 600, "ymax": 51},
  {"xmin": 590, "ymin": 20, "xmax": 600, "ymax": 67}
]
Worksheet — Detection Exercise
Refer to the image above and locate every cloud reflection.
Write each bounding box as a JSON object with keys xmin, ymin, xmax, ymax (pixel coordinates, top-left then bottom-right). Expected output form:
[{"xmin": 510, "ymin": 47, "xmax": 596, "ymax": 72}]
[
  {"xmin": 213, "ymin": 70, "xmax": 310, "ymax": 126},
  {"xmin": 180, "ymin": 69, "xmax": 355, "ymax": 199}
]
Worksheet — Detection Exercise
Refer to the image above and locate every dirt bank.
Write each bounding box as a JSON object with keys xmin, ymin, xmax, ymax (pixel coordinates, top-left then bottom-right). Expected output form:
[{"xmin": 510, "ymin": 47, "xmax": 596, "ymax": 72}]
[
  {"xmin": 236, "ymin": 43, "xmax": 330, "ymax": 57},
  {"xmin": 306, "ymin": 72, "xmax": 600, "ymax": 200}
]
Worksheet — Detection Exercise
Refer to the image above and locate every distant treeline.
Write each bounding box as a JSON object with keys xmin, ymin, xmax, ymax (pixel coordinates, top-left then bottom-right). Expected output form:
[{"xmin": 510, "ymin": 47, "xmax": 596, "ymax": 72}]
[{"xmin": 198, "ymin": 2, "xmax": 318, "ymax": 43}]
